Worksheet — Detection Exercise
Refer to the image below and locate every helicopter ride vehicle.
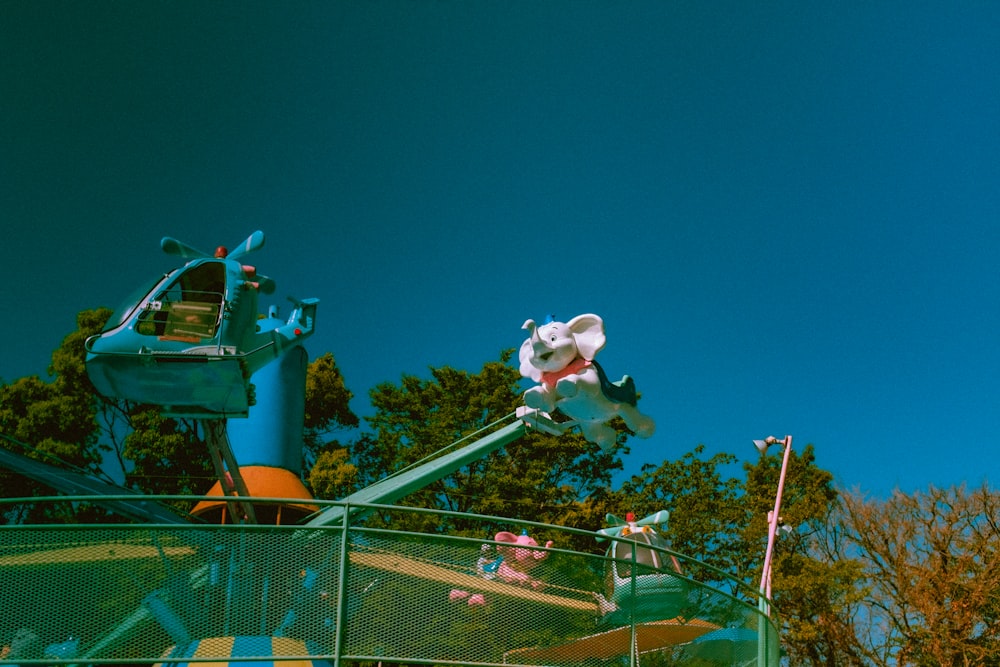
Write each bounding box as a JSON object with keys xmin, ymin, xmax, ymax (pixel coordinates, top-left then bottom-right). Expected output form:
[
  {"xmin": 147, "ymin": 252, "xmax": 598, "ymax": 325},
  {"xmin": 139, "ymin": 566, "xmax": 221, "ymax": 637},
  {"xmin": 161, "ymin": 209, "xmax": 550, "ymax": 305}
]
[
  {"xmin": 84, "ymin": 230, "xmax": 317, "ymax": 418},
  {"xmin": 596, "ymin": 510, "xmax": 692, "ymax": 625}
]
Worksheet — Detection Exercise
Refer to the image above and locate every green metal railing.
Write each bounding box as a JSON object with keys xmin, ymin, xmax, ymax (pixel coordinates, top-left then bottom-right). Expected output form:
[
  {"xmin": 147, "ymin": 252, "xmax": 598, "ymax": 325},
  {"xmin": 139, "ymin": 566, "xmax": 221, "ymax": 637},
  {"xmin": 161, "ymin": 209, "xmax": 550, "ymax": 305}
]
[{"xmin": 0, "ymin": 497, "xmax": 779, "ymax": 666}]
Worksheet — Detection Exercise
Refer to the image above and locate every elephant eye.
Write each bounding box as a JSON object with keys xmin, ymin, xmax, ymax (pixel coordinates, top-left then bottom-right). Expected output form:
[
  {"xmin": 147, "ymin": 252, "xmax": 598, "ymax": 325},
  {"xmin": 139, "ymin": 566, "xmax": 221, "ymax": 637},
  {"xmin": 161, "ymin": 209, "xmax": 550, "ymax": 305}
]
[{"xmin": 550, "ymin": 335, "xmax": 557, "ymax": 342}]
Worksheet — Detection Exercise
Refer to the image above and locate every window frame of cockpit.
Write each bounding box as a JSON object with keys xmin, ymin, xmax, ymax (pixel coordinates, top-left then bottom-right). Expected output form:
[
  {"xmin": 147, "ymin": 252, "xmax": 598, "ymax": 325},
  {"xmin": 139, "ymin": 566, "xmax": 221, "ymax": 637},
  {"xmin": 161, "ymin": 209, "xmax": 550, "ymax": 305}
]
[{"xmin": 134, "ymin": 261, "xmax": 227, "ymax": 339}]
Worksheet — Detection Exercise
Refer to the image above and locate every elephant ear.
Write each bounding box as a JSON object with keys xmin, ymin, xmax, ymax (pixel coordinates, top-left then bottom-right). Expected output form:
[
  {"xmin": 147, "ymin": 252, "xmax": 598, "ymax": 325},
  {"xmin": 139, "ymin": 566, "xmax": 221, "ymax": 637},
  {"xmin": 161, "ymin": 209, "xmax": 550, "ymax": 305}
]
[
  {"xmin": 495, "ymin": 531, "xmax": 518, "ymax": 544},
  {"xmin": 518, "ymin": 338, "xmax": 543, "ymax": 381},
  {"xmin": 568, "ymin": 313, "xmax": 606, "ymax": 360}
]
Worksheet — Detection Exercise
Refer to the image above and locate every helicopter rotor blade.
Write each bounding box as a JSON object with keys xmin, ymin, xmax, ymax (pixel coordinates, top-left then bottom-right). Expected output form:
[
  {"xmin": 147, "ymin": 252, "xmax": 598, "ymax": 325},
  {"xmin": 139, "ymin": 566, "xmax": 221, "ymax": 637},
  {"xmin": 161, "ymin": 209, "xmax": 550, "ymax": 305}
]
[
  {"xmin": 635, "ymin": 510, "xmax": 670, "ymax": 527},
  {"xmin": 227, "ymin": 230, "xmax": 265, "ymax": 261},
  {"xmin": 161, "ymin": 237, "xmax": 209, "ymax": 259},
  {"xmin": 595, "ymin": 513, "xmax": 628, "ymax": 541},
  {"xmin": 596, "ymin": 510, "xmax": 669, "ymax": 541},
  {"xmin": 596, "ymin": 525, "xmax": 624, "ymax": 541}
]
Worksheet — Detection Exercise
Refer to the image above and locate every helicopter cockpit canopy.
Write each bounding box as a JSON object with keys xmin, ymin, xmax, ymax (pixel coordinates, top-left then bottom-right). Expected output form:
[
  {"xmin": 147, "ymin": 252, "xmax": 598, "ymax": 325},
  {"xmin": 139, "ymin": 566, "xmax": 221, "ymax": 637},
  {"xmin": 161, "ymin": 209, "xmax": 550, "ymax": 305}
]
[
  {"xmin": 610, "ymin": 529, "xmax": 680, "ymax": 578},
  {"xmin": 132, "ymin": 260, "xmax": 225, "ymax": 342}
]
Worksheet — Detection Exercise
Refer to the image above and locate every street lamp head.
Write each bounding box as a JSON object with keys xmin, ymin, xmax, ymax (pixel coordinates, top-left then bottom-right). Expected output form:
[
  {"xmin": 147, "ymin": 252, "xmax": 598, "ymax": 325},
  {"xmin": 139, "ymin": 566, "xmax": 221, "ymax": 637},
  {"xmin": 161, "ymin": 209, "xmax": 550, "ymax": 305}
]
[{"xmin": 753, "ymin": 436, "xmax": 780, "ymax": 455}]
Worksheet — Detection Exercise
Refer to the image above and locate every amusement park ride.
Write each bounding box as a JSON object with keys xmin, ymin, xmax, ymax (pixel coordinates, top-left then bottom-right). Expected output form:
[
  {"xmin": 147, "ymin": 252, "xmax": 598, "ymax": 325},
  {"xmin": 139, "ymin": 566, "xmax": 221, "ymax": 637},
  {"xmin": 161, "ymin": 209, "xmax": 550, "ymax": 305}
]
[{"xmin": 0, "ymin": 232, "xmax": 778, "ymax": 667}]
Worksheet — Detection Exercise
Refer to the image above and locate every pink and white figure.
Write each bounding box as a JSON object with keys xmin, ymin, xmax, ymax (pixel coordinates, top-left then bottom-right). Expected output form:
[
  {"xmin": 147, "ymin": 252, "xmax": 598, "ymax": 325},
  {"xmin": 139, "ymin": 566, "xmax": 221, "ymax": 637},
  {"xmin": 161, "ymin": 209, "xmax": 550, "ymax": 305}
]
[
  {"xmin": 449, "ymin": 589, "xmax": 486, "ymax": 606},
  {"xmin": 448, "ymin": 535, "xmax": 550, "ymax": 605},
  {"xmin": 448, "ymin": 544, "xmax": 501, "ymax": 606},
  {"xmin": 493, "ymin": 529, "xmax": 553, "ymax": 590},
  {"xmin": 518, "ymin": 314, "xmax": 655, "ymax": 450}
]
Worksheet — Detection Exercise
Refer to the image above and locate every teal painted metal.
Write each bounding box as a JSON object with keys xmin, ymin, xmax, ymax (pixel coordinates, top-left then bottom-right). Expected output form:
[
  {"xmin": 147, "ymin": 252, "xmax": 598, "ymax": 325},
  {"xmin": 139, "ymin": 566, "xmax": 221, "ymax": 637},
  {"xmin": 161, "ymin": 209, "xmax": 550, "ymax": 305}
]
[
  {"xmin": 0, "ymin": 435, "xmax": 189, "ymax": 524},
  {"xmin": 84, "ymin": 231, "xmax": 319, "ymax": 419},
  {"xmin": 303, "ymin": 420, "xmax": 527, "ymax": 527}
]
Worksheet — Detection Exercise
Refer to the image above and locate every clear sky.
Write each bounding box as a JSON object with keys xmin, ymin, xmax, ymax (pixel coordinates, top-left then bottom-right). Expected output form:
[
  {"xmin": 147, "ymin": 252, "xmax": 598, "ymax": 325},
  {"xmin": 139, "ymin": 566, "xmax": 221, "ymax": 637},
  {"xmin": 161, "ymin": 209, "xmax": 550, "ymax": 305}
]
[{"xmin": 2, "ymin": 2, "xmax": 998, "ymax": 498}]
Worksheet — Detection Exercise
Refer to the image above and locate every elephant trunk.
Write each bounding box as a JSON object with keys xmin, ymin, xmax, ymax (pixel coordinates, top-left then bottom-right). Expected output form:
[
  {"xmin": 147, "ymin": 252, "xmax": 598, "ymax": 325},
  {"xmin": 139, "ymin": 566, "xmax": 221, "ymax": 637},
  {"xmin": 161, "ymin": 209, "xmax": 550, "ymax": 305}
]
[
  {"xmin": 523, "ymin": 319, "xmax": 553, "ymax": 357},
  {"xmin": 522, "ymin": 319, "xmax": 540, "ymax": 343}
]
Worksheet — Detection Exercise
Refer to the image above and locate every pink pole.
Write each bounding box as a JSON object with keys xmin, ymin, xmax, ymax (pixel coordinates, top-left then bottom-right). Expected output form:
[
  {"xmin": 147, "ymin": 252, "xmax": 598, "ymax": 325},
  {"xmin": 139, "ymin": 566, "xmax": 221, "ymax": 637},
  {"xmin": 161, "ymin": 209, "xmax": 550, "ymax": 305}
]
[{"xmin": 758, "ymin": 435, "xmax": 792, "ymax": 615}]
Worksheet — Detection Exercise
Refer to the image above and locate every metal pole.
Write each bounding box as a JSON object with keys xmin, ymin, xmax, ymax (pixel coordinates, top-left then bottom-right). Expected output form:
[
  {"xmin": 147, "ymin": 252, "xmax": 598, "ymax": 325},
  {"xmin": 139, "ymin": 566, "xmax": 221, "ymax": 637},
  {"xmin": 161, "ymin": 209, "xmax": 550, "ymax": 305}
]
[
  {"xmin": 758, "ymin": 435, "xmax": 792, "ymax": 614},
  {"xmin": 332, "ymin": 503, "xmax": 351, "ymax": 667},
  {"xmin": 630, "ymin": 541, "xmax": 638, "ymax": 667},
  {"xmin": 757, "ymin": 435, "xmax": 792, "ymax": 667}
]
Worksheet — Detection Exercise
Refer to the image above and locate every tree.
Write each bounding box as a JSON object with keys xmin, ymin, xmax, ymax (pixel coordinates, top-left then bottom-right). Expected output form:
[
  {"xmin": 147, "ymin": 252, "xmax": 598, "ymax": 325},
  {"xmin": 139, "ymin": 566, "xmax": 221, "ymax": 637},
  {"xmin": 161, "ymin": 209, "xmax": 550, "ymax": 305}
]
[
  {"xmin": 0, "ymin": 309, "xmax": 111, "ymax": 521},
  {"xmin": 615, "ymin": 445, "xmax": 744, "ymax": 577},
  {"xmin": 835, "ymin": 484, "xmax": 1000, "ymax": 665},
  {"xmin": 118, "ymin": 351, "xmax": 360, "ymax": 502},
  {"xmin": 620, "ymin": 440, "xmax": 859, "ymax": 665},
  {"xmin": 308, "ymin": 445, "xmax": 359, "ymax": 500},
  {"xmin": 774, "ymin": 505, "xmax": 872, "ymax": 665},
  {"xmin": 121, "ymin": 409, "xmax": 213, "ymax": 498},
  {"xmin": 302, "ymin": 352, "xmax": 361, "ymax": 499},
  {"xmin": 1, "ymin": 308, "xmax": 359, "ymax": 519},
  {"xmin": 742, "ymin": 444, "xmax": 866, "ymax": 666},
  {"xmin": 342, "ymin": 350, "xmax": 627, "ymax": 548},
  {"xmin": 303, "ymin": 352, "xmax": 360, "ymax": 455},
  {"xmin": 0, "ymin": 309, "xmax": 109, "ymax": 472}
]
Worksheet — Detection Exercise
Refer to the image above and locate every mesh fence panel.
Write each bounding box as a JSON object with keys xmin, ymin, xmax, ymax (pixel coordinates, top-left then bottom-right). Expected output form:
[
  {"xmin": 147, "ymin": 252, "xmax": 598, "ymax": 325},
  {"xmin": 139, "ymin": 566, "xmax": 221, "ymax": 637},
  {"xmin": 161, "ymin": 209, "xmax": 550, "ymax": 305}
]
[{"xmin": 0, "ymin": 501, "xmax": 779, "ymax": 667}]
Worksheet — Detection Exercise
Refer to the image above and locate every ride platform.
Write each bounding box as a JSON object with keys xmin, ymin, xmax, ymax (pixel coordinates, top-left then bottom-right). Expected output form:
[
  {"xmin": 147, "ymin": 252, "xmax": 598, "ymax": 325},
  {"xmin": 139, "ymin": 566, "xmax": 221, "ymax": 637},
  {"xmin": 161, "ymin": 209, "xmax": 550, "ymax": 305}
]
[{"xmin": 0, "ymin": 497, "xmax": 780, "ymax": 667}]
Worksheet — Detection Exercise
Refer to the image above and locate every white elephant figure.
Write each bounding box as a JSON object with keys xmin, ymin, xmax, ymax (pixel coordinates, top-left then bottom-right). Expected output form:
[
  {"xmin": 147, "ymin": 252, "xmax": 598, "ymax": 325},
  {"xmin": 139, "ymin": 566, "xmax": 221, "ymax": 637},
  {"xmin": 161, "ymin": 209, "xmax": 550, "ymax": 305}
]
[{"xmin": 518, "ymin": 314, "xmax": 655, "ymax": 450}]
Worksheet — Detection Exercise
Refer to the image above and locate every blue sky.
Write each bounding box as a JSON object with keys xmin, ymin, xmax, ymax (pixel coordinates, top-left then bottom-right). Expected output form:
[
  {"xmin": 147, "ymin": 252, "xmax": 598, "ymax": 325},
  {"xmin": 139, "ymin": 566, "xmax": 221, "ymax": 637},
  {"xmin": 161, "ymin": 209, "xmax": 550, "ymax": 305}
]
[{"xmin": 2, "ymin": 2, "xmax": 998, "ymax": 498}]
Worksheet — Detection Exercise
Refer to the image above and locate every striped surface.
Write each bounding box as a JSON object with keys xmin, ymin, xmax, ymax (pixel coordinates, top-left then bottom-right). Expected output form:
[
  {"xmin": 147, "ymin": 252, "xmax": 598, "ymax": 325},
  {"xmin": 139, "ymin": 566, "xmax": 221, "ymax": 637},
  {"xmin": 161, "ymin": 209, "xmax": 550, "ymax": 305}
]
[
  {"xmin": 503, "ymin": 618, "xmax": 719, "ymax": 662},
  {"xmin": 0, "ymin": 543, "xmax": 195, "ymax": 566},
  {"xmin": 157, "ymin": 636, "xmax": 330, "ymax": 667}
]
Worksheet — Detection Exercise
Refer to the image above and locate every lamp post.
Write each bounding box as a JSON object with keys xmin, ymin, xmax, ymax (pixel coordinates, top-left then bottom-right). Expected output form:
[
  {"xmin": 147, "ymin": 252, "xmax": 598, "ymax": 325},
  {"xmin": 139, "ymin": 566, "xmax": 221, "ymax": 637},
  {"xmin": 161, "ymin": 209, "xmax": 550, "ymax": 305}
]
[{"xmin": 753, "ymin": 434, "xmax": 792, "ymax": 667}]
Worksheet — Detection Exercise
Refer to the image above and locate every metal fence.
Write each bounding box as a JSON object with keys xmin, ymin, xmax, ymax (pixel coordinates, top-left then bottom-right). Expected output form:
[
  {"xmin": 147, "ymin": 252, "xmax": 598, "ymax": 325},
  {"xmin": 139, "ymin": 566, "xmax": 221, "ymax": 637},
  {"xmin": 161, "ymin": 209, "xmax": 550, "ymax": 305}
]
[{"xmin": 0, "ymin": 498, "xmax": 779, "ymax": 667}]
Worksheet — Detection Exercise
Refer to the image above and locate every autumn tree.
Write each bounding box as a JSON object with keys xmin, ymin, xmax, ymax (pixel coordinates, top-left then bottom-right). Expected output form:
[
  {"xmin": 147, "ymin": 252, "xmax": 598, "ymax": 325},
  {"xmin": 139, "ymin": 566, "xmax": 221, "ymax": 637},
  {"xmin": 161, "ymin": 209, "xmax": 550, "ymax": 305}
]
[
  {"xmin": 834, "ymin": 484, "xmax": 1000, "ymax": 665},
  {"xmin": 771, "ymin": 493, "xmax": 871, "ymax": 665}
]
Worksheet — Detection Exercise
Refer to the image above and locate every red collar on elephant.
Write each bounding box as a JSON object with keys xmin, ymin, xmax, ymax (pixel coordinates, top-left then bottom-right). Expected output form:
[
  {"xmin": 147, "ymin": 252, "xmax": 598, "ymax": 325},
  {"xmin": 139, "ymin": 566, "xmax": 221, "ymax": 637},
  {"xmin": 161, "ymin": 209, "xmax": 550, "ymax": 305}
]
[{"xmin": 541, "ymin": 357, "xmax": 592, "ymax": 388}]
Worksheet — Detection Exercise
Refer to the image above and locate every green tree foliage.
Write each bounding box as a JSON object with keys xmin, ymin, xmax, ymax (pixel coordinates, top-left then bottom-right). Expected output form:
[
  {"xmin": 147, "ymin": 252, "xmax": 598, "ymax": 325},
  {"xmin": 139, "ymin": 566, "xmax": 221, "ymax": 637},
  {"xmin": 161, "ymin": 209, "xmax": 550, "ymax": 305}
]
[
  {"xmin": 122, "ymin": 409, "xmax": 212, "ymax": 497},
  {"xmin": 302, "ymin": 352, "xmax": 361, "ymax": 498},
  {"xmin": 308, "ymin": 445, "xmax": 359, "ymax": 500},
  {"xmin": 616, "ymin": 445, "xmax": 743, "ymax": 576},
  {"xmin": 304, "ymin": 352, "xmax": 360, "ymax": 449},
  {"xmin": 1, "ymin": 308, "xmax": 359, "ymax": 520},
  {"xmin": 619, "ymin": 441, "xmax": 856, "ymax": 665},
  {"xmin": 741, "ymin": 445, "xmax": 836, "ymax": 573},
  {"xmin": 743, "ymin": 444, "xmax": 855, "ymax": 665},
  {"xmin": 117, "ymin": 351, "xmax": 362, "ymax": 501},
  {"xmin": 775, "ymin": 509, "xmax": 870, "ymax": 665},
  {"xmin": 0, "ymin": 309, "xmax": 111, "ymax": 521},
  {"xmin": 0, "ymin": 309, "xmax": 108, "ymax": 471},
  {"xmin": 342, "ymin": 350, "xmax": 626, "ymax": 547}
]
